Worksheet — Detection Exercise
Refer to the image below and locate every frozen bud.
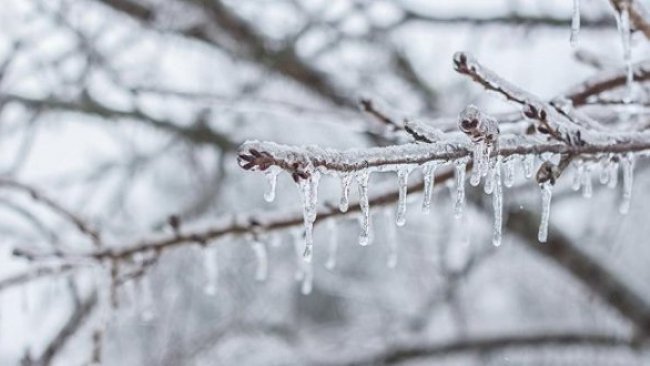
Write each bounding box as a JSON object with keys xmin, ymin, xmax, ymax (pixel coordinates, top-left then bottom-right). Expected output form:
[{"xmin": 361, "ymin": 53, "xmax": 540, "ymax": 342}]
[
  {"xmin": 536, "ymin": 161, "xmax": 559, "ymax": 185},
  {"xmin": 453, "ymin": 52, "xmax": 476, "ymax": 74},
  {"xmin": 522, "ymin": 102, "xmax": 548, "ymax": 121},
  {"xmin": 458, "ymin": 104, "xmax": 499, "ymax": 144}
]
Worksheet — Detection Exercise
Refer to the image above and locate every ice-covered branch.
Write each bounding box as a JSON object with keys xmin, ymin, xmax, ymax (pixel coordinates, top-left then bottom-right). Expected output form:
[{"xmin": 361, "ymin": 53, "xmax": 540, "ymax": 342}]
[
  {"xmin": 0, "ymin": 264, "xmax": 77, "ymax": 292},
  {"xmin": 610, "ymin": 0, "xmax": 650, "ymax": 39}
]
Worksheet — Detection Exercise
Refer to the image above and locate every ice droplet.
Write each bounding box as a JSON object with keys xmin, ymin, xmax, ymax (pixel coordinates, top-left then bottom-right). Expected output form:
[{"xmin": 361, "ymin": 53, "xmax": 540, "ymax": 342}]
[
  {"xmin": 492, "ymin": 157, "xmax": 503, "ymax": 247},
  {"xmin": 339, "ymin": 173, "xmax": 352, "ymax": 212},
  {"xmin": 454, "ymin": 160, "xmax": 467, "ymax": 218},
  {"xmin": 263, "ymin": 167, "xmax": 280, "ymax": 202},
  {"xmin": 325, "ymin": 220, "xmax": 338, "ymax": 270},
  {"xmin": 395, "ymin": 167, "xmax": 409, "ymax": 226},
  {"xmin": 538, "ymin": 182, "xmax": 553, "ymax": 243},
  {"xmin": 203, "ymin": 246, "xmax": 218, "ymax": 296},
  {"xmin": 252, "ymin": 240, "xmax": 268, "ymax": 281},
  {"xmin": 357, "ymin": 171, "xmax": 371, "ymax": 246},
  {"xmin": 620, "ymin": 154, "xmax": 635, "ymax": 214},
  {"xmin": 570, "ymin": 0, "xmax": 581, "ymax": 47},
  {"xmin": 422, "ymin": 163, "xmax": 437, "ymax": 214}
]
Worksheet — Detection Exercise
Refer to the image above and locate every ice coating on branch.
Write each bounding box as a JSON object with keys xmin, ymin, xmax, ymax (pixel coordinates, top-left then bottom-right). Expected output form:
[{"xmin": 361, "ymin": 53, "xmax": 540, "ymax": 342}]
[
  {"xmin": 203, "ymin": 246, "xmax": 218, "ymax": 296},
  {"xmin": 570, "ymin": 0, "xmax": 581, "ymax": 47},
  {"xmin": 404, "ymin": 120, "xmax": 444, "ymax": 143},
  {"xmin": 252, "ymin": 240, "xmax": 268, "ymax": 281},
  {"xmin": 357, "ymin": 171, "xmax": 371, "ymax": 246},
  {"xmin": 395, "ymin": 167, "xmax": 410, "ymax": 226},
  {"xmin": 339, "ymin": 173, "xmax": 352, "ymax": 212},
  {"xmin": 422, "ymin": 163, "xmax": 437, "ymax": 214},
  {"xmin": 620, "ymin": 154, "xmax": 635, "ymax": 214},
  {"xmin": 504, "ymin": 157, "xmax": 516, "ymax": 187},
  {"xmin": 263, "ymin": 167, "xmax": 280, "ymax": 202},
  {"xmin": 454, "ymin": 160, "xmax": 467, "ymax": 218},
  {"xmin": 325, "ymin": 220, "xmax": 338, "ymax": 270},
  {"xmin": 538, "ymin": 182, "xmax": 553, "ymax": 243},
  {"xmin": 385, "ymin": 210, "xmax": 398, "ymax": 268},
  {"xmin": 616, "ymin": 4, "xmax": 634, "ymax": 102},
  {"xmin": 298, "ymin": 172, "xmax": 320, "ymax": 262},
  {"xmin": 492, "ymin": 157, "xmax": 503, "ymax": 246}
]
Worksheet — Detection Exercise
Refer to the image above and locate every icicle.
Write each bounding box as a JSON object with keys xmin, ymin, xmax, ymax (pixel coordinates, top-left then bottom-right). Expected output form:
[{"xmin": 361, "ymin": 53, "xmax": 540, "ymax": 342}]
[
  {"xmin": 481, "ymin": 145, "xmax": 492, "ymax": 177},
  {"xmin": 616, "ymin": 4, "xmax": 634, "ymax": 102},
  {"xmin": 395, "ymin": 167, "xmax": 409, "ymax": 226},
  {"xmin": 203, "ymin": 246, "xmax": 218, "ymax": 296},
  {"xmin": 599, "ymin": 160, "xmax": 610, "ymax": 185},
  {"xmin": 582, "ymin": 164, "xmax": 593, "ymax": 198},
  {"xmin": 570, "ymin": 0, "xmax": 581, "ymax": 47},
  {"xmin": 139, "ymin": 276, "xmax": 155, "ymax": 322},
  {"xmin": 263, "ymin": 167, "xmax": 280, "ymax": 202},
  {"xmin": 454, "ymin": 160, "xmax": 467, "ymax": 218},
  {"xmin": 385, "ymin": 210, "xmax": 398, "ymax": 268},
  {"xmin": 299, "ymin": 172, "xmax": 320, "ymax": 262},
  {"xmin": 357, "ymin": 171, "xmax": 371, "ymax": 246},
  {"xmin": 608, "ymin": 160, "xmax": 619, "ymax": 189},
  {"xmin": 492, "ymin": 157, "xmax": 503, "ymax": 247},
  {"xmin": 252, "ymin": 240, "xmax": 268, "ymax": 281},
  {"xmin": 572, "ymin": 161, "xmax": 584, "ymax": 191},
  {"xmin": 422, "ymin": 163, "xmax": 437, "ymax": 214},
  {"xmin": 503, "ymin": 157, "xmax": 516, "ymax": 188},
  {"xmin": 538, "ymin": 182, "xmax": 553, "ymax": 243},
  {"xmin": 620, "ymin": 154, "xmax": 635, "ymax": 214},
  {"xmin": 301, "ymin": 257, "xmax": 313, "ymax": 295},
  {"xmin": 523, "ymin": 155, "xmax": 534, "ymax": 179},
  {"xmin": 339, "ymin": 173, "xmax": 352, "ymax": 212},
  {"xmin": 470, "ymin": 142, "xmax": 484, "ymax": 186},
  {"xmin": 484, "ymin": 162, "xmax": 495, "ymax": 195},
  {"xmin": 325, "ymin": 220, "xmax": 338, "ymax": 270}
]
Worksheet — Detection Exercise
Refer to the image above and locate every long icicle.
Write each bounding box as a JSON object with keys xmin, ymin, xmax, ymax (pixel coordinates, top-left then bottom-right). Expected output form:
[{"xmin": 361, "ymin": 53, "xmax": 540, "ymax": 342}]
[
  {"xmin": 538, "ymin": 182, "xmax": 553, "ymax": 243},
  {"xmin": 620, "ymin": 153, "xmax": 635, "ymax": 214},
  {"xmin": 396, "ymin": 167, "xmax": 409, "ymax": 226},
  {"xmin": 454, "ymin": 160, "xmax": 467, "ymax": 218},
  {"xmin": 422, "ymin": 163, "xmax": 437, "ymax": 214},
  {"xmin": 357, "ymin": 171, "xmax": 371, "ymax": 246},
  {"xmin": 492, "ymin": 157, "xmax": 503, "ymax": 247},
  {"xmin": 300, "ymin": 172, "xmax": 320, "ymax": 262}
]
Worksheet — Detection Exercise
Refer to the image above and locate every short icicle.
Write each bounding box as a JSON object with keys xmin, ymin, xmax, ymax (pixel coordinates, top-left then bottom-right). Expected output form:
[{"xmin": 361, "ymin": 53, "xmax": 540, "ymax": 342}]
[
  {"xmin": 582, "ymin": 164, "xmax": 593, "ymax": 198},
  {"xmin": 454, "ymin": 160, "xmax": 467, "ymax": 219},
  {"xmin": 570, "ymin": 0, "xmax": 581, "ymax": 47},
  {"xmin": 492, "ymin": 157, "xmax": 503, "ymax": 247},
  {"xmin": 538, "ymin": 182, "xmax": 554, "ymax": 243},
  {"xmin": 395, "ymin": 167, "xmax": 409, "ymax": 226},
  {"xmin": 422, "ymin": 163, "xmax": 437, "ymax": 214},
  {"xmin": 263, "ymin": 167, "xmax": 280, "ymax": 202},
  {"xmin": 620, "ymin": 153, "xmax": 635, "ymax": 214},
  {"xmin": 325, "ymin": 219, "xmax": 338, "ymax": 270},
  {"xmin": 252, "ymin": 240, "xmax": 268, "ymax": 281},
  {"xmin": 203, "ymin": 246, "xmax": 218, "ymax": 296},
  {"xmin": 470, "ymin": 142, "xmax": 484, "ymax": 186},
  {"xmin": 339, "ymin": 173, "xmax": 352, "ymax": 212},
  {"xmin": 523, "ymin": 155, "xmax": 534, "ymax": 179},
  {"xmin": 503, "ymin": 157, "xmax": 516, "ymax": 188},
  {"xmin": 608, "ymin": 159, "xmax": 619, "ymax": 189},
  {"xmin": 357, "ymin": 171, "xmax": 371, "ymax": 246}
]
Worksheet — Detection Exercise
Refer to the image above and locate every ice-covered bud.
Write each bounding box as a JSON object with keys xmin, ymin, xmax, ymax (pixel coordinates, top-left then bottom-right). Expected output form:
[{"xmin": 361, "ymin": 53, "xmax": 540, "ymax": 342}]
[
  {"xmin": 453, "ymin": 52, "xmax": 476, "ymax": 74},
  {"xmin": 458, "ymin": 105, "xmax": 499, "ymax": 144},
  {"xmin": 536, "ymin": 161, "xmax": 559, "ymax": 185}
]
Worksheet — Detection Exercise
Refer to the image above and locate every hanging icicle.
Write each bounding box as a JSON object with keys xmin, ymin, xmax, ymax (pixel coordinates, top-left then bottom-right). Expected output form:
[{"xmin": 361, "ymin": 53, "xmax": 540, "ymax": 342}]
[
  {"xmin": 301, "ymin": 257, "xmax": 313, "ymax": 295},
  {"xmin": 357, "ymin": 171, "xmax": 371, "ymax": 246},
  {"xmin": 503, "ymin": 157, "xmax": 516, "ymax": 188},
  {"xmin": 492, "ymin": 157, "xmax": 503, "ymax": 247},
  {"xmin": 582, "ymin": 164, "xmax": 593, "ymax": 198},
  {"xmin": 325, "ymin": 220, "xmax": 338, "ymax": 270},
  {"xmin": 538, "ymin": 182, "xmax": 554, "ymax": 243},
  {"xmin": 252, "ymin": 240, "xmax": 268, "ymax": 281},
  {"xmin": 203, "ymin": 246, "xmax": 219, "ymax": 296},
  {"xmin": 454, "ymin": 160, "xmax": 467, "ymax": 218},
  {"xmin": 572, "ymin": 160, "xmax": 584, "ymax": 191},
  {"xmin": 263, "ymin": 167, "xmax": 280, "ymax": 202},
  {"xmin": 470, "ymin": 142, "xmax": 485, "ymax": 186},
  {"xmin": 616, "ymin": 3, "xmax": 634, "ymax": 102},
  {"xmin": 523, "ymin": 155, "xmax": 534, "ymax": 179},
  {"xmin": 422, "ymin": 163, "xmax": 437, "ymax": 214},
  {"xmin": 395, "ymin": 167, "xmax": 409, "ymax": 226},
  {"xmin": 339, "ymin": 173, "xmax": 352, "ymax": 212},
  {"xmin": 299, "ymin": 172, "xmax": 320, "ymax": 262},
  {"xmin": 570, "ymin": 0, "xmax": 581, "ymax": 47},
  {"xmin": 620, "ymin": 153, "xmax": 635, "ymax": 214}
]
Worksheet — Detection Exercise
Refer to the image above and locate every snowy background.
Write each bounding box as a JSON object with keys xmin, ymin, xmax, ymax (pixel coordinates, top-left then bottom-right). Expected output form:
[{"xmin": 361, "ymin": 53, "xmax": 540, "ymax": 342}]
[{"xmin": 1, "ymin": 0, "xmax": 650, "ymax": 365}]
